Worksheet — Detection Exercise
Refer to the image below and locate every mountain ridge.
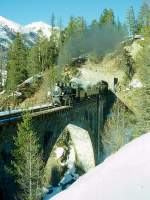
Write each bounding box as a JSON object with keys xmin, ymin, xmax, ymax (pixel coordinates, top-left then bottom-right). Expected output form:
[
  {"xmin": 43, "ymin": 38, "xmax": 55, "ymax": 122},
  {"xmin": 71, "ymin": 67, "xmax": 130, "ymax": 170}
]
[
  {"xmin": 0, "ymin": 16, "xmax": 52, "ymax": 36},
  {"xmin": 0, "ymin": 16, "xmax": 55, "ymax": 51}
]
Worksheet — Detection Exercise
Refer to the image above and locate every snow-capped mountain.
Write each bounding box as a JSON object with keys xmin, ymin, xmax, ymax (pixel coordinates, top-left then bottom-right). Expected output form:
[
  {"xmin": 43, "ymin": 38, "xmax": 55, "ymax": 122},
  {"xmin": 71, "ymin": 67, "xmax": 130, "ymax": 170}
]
[
  {"xmin": 0, "ymin": 16, "xmax": 22, "ymax": 33},
  {"xmin": 25, "ymin": 22, "xmax": 53, "ymax": 38},
  {"xmin": 0, "ymin": 16, "xmax": 54, "ymax": 50}
]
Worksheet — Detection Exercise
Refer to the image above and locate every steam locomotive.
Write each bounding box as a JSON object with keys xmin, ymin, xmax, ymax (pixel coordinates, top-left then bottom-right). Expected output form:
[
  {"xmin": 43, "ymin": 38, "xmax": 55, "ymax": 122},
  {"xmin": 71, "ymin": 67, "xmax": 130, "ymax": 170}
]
[
  {"xmin": 71, "ymin": 55, "xmax": 88, "ymax": 66},
  {"xmin": 51, "ymin": 80, "xmax": 108, "ymax": 106}
]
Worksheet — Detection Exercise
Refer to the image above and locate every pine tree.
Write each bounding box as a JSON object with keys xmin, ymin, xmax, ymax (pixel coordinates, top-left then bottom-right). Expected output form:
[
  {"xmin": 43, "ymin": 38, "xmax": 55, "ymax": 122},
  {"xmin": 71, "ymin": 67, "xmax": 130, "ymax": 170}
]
[
  {"xmin": 137, "ymin": 2, "xmax": 150, "ymax": 34},
  {"xmin": 48, "ymin": 66, "xmax": 57, "ymax": 89},
  {"xmin": 47, "ymin": 33, "xmax": 59, "ymax": 67},
  {"xmin": 91, "ymin": 19, "xmax": 99, "ymax": 29},
  {"xmin": 65, "ymin": 16, "xmax": 86, "ymax": 40},
  {"xmin": 57, "ymin": 18, "xmax": 66, "ymax": 55},
  {"xmin": 127, "ymin": 6, "xmax": 137, "ymax": 35},
  {"xmin": 75, "ymin": 17, "xmax": 87, "ymax": 33},
  {"xmin": 28, "ymin": 30, "xmax": 59, "ymax": 76},
  {"xmin": 116, "ymin": 19, "xmax": 128, "ymax": 36},
  {"xmin": 99, "ymin": 9, "xmax": 115, "ymax": 27},
  {"xmin": 65, "ymin": 16, "xmax": 76, "ymax": 39},
  {"xmin": 0, "ymin": 47, "xmax": 3, "ymax": 90},
  {"xmin": 27, "ymin": 37, "xmax": 43, "ymax": 77},
  {"xmin": 11, "ymin": 112, "xmax": 43, "ymax": 200},
  {"xmin": 6, "ymin": 33, "xmax": 28, "ymax": 92},
  {"xmin": 50, "ymin": 13, "xmax": 55, "ymax": 34}
]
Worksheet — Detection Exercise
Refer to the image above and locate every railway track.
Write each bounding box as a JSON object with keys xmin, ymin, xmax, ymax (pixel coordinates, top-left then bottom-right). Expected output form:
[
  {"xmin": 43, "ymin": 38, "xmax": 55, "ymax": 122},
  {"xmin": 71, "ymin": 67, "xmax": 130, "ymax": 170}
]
[
  {"xmin": 0, "ymin": 104, "xmax": 71, "ymax": 125},
  {"xmin": 0, "ymin": 94, "xmax": 100, "ymax": 126}
]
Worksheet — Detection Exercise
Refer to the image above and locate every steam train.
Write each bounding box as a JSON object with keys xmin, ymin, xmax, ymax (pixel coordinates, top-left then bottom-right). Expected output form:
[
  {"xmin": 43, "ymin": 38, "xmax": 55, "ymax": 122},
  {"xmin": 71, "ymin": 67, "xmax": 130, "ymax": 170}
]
[
  {"xmin": 51, "ymin": 80, "xmax": 108, "ymax": 106},
  {"xmin": 71, "ymin": 55, "xmax": 88, "ymax": 66}
]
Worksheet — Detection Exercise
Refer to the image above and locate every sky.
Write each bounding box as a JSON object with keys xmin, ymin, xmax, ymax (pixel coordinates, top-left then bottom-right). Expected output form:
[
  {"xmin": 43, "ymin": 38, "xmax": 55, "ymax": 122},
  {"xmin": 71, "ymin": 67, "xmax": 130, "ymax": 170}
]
[{"xmin": 0, "ymin": 0, "xmax": 144, "ymax": 26}]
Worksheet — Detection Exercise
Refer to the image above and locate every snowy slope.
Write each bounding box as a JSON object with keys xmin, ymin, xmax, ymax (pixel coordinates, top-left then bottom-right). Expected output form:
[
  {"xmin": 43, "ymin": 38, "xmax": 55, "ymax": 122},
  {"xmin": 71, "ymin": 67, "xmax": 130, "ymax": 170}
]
[
  {"xmin": 0, "ymin": 16, "xmax": 22, "ymax": 32},
  {"xmin": 51, "ymin": 132, "xmax": 150, "ymax": 200},
  {"xmin": 0, "ymin": 16, "xmax": 54, "ymax": 50},
  {"xmin": 25, "ymin": 21, "xmax": 52, "ymax": 38}
]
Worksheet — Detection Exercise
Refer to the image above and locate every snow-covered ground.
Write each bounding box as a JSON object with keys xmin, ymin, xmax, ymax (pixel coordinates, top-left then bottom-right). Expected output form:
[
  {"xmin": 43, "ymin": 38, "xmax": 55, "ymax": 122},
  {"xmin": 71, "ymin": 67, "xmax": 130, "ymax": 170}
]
[
  {"xmin": 43, "ymin": 146, "xmax": 79, "ymax": 200},
  {"xmin": 129, "ymin": 79, "xmax": 143, "ymax": 89},
  {"xmin": 51, "ymin": 132, "xmax": 150, "ymax": 200}
]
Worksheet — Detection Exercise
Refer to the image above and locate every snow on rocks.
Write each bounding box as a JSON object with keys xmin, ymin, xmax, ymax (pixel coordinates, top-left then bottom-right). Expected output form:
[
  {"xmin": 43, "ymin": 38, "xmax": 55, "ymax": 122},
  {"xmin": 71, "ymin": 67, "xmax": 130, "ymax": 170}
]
[
  {"xmin": 0, "ymin": 16, "xmax": 58, "ymax": 50},
  {"xmin": 66, "ymin": 146, "xmax": 76, "ymax": 169},
  {"xmin": 55, "ymin": 147, "xmax": 64, "ymax": 159},
  {"xmin": 0, "ymin": 16, "xmax": 53, "ymax": 37},
  {"xmin": 0, "ymin": 16, "xmax": 22, "ymax": 32},
  {"xmin": 25, "ymin": 22, "xmax": 52, "ymax": 38},
  {"xmin": 129, "ymin": 79, "xmax": 143, "ymax": 89},
  {"xmin": 51, "ymin": 132, "xmax": 150, "ymax": 200},
  {"xmin": 44, "ymin": 186, "xmax": 62, "ymax": 200},
  {"xmin": 59, "ymin": 146, "xmax": 79, "ymax": 187},
  {"xmin": 13, "ymin": 91, "xmax": 22, "ymax": 97},
  {"xmin": 43, "ymin": 145, "xmax": 79, "ymax": 200}
]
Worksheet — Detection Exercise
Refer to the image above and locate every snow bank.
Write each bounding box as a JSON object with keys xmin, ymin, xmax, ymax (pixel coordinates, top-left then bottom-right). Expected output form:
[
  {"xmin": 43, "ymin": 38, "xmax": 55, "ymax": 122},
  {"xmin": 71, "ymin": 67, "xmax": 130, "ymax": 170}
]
[
  {"xmin": 55, "ymin": 147, "xmax": 64, "ymax": 159},
  {"xmin": 129, "ymin": 79, "xmax": 143, "ymax": 89},
  {"xmin": 43, "ymin": 146, "xmax": 79, "ymax": 200},
  {"xmin": 52, "ymin": 132, "xmax": 150, "ymax": 200}
]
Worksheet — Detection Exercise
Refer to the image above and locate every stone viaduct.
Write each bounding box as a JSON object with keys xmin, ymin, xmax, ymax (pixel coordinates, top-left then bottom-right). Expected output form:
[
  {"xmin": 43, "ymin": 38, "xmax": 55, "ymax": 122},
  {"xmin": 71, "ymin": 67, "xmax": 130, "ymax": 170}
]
[{"xmin": 0, "ymin": 90, "xmax": 116, "ymax": 190}]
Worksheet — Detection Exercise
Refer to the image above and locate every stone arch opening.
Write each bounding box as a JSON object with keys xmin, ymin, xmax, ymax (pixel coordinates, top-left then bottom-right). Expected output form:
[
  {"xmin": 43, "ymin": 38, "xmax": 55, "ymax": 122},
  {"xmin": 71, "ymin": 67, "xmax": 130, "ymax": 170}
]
[{"xmin": 44, "ymin": 124, "xmax": 95, "ymax": 187}]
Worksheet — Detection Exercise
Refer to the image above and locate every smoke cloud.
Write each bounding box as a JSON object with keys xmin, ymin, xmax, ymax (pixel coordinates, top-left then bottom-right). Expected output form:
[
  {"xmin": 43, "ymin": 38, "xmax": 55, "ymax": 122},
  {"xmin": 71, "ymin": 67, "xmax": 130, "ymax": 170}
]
[{"xmin": 58, "ymin": 25, "xmax": 127, "ymax": 66}]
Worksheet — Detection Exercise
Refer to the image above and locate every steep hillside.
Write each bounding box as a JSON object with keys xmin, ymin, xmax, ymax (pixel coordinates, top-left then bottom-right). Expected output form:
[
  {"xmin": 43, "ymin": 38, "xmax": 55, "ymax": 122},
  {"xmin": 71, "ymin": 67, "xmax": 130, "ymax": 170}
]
[
  {"xmin": 19, "ymin": 37, "xmax": 145, "ymax": 106},
  {"xmin": 117, "ymin": 37, "xmax": 150, "ymax": 136},
  {"xmin": 71, "ymin": 36, "xmax": 149, "ymax": 157},
  {"xmin": 99, "ymin": 36, "xmax": 150, "ymax": 159}
]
